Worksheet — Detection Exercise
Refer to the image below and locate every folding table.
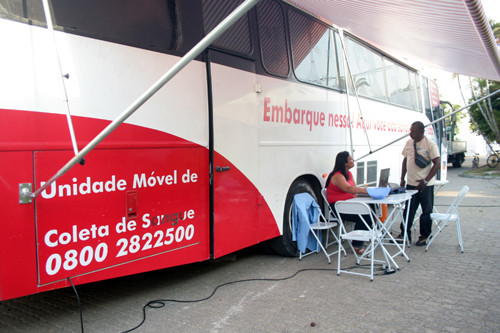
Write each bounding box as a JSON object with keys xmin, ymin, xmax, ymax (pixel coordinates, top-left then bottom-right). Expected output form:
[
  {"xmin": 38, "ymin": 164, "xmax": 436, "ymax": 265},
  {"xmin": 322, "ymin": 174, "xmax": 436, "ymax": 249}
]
[{"xmin": 347, "ymin": 190, "xmax": 417, "ymax": 270}]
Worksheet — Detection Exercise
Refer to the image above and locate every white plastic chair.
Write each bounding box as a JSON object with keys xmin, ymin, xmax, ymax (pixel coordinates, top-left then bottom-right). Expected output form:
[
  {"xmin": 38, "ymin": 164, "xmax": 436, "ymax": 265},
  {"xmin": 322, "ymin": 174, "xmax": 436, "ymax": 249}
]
[
  {"xmin": 293, "ymin": 193, "xmax": 344, "ymax": 263},
  {"xmin": 321, "ymin": 188, "xmax": 338, "ymax": 223},
  {"xmin": 413, "ymin": 181, "xmax": 448, "ymax": 233},
  {"xmin": 335, "ymin": 201, "xmax": 394, "ymax": 281},
  {"xmin": 322, "ymin": 188, "xmax": 355, "ymax": 235},
  {"xmin": 321, "ymin": 188, "xmax": 347, "ymax": 247},
  {"xmin": 425, "ymin": 185, "xmax": 469, "ymax": 252},
  {"xmin": 300, "ymin": 207, "xmax": 345, "ymax": 263}
]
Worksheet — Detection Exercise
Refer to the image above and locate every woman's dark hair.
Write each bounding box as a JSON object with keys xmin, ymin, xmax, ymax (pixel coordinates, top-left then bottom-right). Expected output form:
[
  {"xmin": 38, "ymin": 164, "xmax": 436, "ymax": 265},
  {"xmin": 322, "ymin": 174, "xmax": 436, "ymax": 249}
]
[{"xmin": 325, "ymin": 151, "xmax": 350, "ymax": 188}]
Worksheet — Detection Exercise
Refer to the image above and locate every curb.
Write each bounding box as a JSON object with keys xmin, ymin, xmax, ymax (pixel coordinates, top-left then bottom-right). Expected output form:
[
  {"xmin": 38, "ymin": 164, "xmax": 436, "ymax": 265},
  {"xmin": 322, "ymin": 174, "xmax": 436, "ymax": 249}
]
[{"xmin": 459, "ymin": 172, "xmax": 500, "ymax": 180}]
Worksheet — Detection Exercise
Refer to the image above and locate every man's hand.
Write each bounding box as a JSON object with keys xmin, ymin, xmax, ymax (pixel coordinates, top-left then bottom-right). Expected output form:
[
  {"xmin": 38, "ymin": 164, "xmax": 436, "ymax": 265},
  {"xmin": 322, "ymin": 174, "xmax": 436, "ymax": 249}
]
[
  {"xmin": 400, "ymin": 179, "xmax": 406, "ymax": 187},
  {"xmin": 416, "ymin": 179, "xmax": 426, "ymax": 192}
]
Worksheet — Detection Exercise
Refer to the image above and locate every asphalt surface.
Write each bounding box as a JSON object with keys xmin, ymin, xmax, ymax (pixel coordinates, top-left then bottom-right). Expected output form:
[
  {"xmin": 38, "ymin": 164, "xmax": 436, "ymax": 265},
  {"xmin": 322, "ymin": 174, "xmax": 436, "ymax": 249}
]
[{"xmin": 1, "ymin": 157, "xmax": 499, "ymax": 333}]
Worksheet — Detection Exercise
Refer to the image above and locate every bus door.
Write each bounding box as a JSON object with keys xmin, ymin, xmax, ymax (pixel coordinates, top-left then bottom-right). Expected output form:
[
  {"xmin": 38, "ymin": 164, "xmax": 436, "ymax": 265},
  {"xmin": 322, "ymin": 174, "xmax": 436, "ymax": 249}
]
[{"xmin": 208, "ymin": 49, "xmax": 271, "ymax": 258}]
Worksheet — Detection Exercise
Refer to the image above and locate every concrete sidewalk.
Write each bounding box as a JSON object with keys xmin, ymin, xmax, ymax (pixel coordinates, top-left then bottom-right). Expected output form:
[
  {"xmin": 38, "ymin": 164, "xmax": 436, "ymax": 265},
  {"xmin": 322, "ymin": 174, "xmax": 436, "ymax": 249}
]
[{"xmin": 1, "ymin": 163, "xmax": 499, "ymax": 332}]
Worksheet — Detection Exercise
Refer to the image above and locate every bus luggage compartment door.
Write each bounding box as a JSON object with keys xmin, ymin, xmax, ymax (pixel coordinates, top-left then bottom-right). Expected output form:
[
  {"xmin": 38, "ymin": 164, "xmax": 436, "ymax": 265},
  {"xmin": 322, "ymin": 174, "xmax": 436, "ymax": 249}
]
[{"xmin": 34, "ymin": 148, "xmax": 209, "ymax": 285}]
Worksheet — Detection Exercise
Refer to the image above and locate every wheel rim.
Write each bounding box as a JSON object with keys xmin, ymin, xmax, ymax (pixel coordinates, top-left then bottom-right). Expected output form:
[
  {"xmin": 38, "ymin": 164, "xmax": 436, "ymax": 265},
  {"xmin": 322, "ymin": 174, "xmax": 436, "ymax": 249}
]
[{"xmin": 488, "ymin": 155, "xmax": 499, "ymax": 167}]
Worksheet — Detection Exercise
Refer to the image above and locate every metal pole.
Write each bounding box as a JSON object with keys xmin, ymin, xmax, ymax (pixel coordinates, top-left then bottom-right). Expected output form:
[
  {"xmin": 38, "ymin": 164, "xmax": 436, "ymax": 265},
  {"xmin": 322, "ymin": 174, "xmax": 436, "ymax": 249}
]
[
  {"xmin": 42, "ymin": 0, "xmax": 80, "ymax": 156},
  {"xmin": 338, "ymin": 29, "xmax": 372, "ymax": 157},
  {"xmin": 338, "ymin": 29, "xmax": 355, "ymax": 156},
  {"xmin": 355, "ymin": 89, "xmax": 500, "ymax": 161},
  {"xmin": 28, "ymin": 0, "xmax": 261, "ymax": 198},
  {"xmin": 457, "ymin": 76, "xmax": 497, "ymax": 153}
]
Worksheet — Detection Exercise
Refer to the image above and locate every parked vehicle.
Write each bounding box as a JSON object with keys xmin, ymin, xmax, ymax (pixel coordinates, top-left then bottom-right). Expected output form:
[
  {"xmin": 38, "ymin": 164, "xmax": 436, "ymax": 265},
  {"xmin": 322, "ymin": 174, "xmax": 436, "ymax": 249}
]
[
  {"xmin": 439, "ymin": 101, "xmax": 466, "ymax": 168},
  {"xmin": 448, "ymin": 141, "xmax": 467, "ymax": 168},
  {"xmin": 0, "ymin": 0, "xmax": 452, "ymax": 300}
]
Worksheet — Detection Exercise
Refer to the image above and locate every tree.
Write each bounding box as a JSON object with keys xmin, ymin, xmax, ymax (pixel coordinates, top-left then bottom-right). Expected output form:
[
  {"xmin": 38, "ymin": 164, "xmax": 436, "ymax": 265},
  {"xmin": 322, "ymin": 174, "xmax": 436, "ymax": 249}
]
[
  {"xmin": 467, "ymin": 20, "xmax": 500, "ymax": 144},
  {"xmin": 441, "ymin": 101, "xmax": 465, "ymax": 140},
  {"xmin": 491, "ymin": 20, "xmax": 500, "ymax": 45},
  {"xmin": 468, "ymin": 79, "xmax": 500, "ymax": 143}
]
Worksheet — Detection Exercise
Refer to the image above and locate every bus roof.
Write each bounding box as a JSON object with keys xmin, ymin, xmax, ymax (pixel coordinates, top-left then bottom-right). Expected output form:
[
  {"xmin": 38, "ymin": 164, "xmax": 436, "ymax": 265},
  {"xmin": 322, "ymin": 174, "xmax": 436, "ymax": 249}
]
[{"xmin": 288, "ymin": 0, "xmax": 500, "ymax": 81}]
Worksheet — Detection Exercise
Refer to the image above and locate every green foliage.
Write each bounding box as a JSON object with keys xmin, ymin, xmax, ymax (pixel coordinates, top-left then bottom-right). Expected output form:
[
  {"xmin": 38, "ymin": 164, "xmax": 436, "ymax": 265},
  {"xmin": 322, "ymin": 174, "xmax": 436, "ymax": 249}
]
[
  {"xmin": 442, "ymin": 102, "xmax": 465, "ymax": 139},
  {"xmin": 468, "ymin": 20, "xmax": 500, "ymax": 143},
  {"xmin": 489, "ymin": 19, "xmax": 500, "ymax": 41},
  {"xmin": 468, "ymin": 80, "xmax": 500, "ymax": 143}
]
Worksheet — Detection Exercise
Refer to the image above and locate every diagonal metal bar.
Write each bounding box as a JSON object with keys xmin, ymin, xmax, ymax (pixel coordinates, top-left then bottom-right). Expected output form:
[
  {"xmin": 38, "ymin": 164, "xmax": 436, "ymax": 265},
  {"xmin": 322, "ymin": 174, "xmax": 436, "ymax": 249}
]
[
  {"xmin": 356, "ymin": 89, "xmax": 500, "ymax": 161},
  {"xmin": 42, "ymin": 0, "xmax": 80, "ymax": 156}
]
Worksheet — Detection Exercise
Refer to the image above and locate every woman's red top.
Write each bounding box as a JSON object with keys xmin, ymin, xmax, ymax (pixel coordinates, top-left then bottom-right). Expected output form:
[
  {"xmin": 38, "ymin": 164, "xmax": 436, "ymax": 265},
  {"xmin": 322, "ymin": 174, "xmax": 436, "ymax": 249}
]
[{"xmin": 326, "ymin": 171, "xmax": 356, "ymax": 203}]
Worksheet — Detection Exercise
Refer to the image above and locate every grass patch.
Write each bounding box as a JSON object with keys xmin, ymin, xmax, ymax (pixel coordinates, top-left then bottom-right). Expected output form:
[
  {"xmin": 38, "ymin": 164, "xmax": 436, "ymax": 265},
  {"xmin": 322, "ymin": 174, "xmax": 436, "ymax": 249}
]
[{"xmin": 462, "ymin": 165, "xmax": 500, "ymax": 177}]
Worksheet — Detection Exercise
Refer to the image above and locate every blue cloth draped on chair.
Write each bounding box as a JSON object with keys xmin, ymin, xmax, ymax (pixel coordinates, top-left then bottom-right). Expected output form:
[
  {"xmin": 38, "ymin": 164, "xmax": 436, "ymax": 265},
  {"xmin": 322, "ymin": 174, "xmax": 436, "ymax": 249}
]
[{"xmin": 291, "ymin": 193, "xmax": 320, "ymax": 253}]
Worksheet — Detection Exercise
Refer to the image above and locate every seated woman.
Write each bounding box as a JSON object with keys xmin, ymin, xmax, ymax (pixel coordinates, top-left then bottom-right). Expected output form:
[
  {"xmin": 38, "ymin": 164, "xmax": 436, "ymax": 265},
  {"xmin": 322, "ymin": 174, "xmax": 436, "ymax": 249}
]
[{"xmin": 325, "ymin": 151, "xmax": 372, "ymax": 255}]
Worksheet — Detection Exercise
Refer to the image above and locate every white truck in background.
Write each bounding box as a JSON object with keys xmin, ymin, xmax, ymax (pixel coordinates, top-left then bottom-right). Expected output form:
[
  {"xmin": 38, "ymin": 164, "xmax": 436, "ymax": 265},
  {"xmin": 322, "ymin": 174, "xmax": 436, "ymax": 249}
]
[
  {"xmin": 448, "ymin": 140, "xmax": 467, "ymax": 168},
  {"xmin": 440, "ymin": 101, "xmax": 467, "ymax": 168}
]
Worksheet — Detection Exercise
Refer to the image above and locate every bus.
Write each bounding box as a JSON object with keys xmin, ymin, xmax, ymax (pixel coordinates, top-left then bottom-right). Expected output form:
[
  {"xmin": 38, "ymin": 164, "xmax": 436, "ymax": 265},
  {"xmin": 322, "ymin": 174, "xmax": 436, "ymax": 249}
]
[{"xmin": 0, "ymin": 0, "xmax": 439, "ymax": 300}]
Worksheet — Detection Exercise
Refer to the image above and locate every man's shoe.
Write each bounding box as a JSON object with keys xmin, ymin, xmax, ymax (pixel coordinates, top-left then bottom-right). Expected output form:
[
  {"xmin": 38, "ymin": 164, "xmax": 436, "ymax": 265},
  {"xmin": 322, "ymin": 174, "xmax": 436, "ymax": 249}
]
[
  {"xmin": 395, "ymin": 234, "xmax": 411, "ymax": 244},
  {"xmin": 415, "ymin": 237, "xmax": 428, "ymax": 246},
  {"xmin": 353, "ymin": 247, "xmax": 366, "ymax": 255}
]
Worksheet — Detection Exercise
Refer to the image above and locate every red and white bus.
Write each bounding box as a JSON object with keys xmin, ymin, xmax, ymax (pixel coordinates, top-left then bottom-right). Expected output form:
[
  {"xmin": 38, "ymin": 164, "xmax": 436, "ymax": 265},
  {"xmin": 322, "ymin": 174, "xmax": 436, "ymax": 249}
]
[{"xmin": 0, "ymin": 0, "xmax": 440, "ymax": 300}]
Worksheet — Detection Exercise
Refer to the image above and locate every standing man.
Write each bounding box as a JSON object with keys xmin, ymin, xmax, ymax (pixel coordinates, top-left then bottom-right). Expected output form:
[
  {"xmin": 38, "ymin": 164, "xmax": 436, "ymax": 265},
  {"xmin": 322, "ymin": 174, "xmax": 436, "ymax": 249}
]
[{"xmin": 399, "ymin": 121, "xmax": 440, "ymax": 246}]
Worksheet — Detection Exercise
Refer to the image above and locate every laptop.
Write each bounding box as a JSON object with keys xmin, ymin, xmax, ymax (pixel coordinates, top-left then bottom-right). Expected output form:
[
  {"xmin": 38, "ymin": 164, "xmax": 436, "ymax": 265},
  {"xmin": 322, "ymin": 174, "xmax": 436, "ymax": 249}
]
[
  {"xmin": 357, "ymin": 168, "xmax": 390, "ymax": 197},
  {"xmin": 378, "ymin": 168, "xmax": 390, "ymax": 187}
]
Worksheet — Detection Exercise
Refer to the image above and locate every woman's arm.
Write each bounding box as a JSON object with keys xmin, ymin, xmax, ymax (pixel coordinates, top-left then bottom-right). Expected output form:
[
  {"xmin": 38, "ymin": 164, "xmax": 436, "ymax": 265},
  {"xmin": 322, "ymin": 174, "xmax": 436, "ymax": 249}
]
[{"xmin": 332, "ymin": 173, "xmax": 368, "ymax": 194}]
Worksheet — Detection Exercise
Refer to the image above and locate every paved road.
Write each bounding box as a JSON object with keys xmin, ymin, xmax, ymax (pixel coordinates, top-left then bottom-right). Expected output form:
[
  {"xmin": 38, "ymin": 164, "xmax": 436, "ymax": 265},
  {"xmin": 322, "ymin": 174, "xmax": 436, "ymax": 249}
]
[{"xmin": 1, "ymin": 157, "xmax": 499, "ymax": 333}]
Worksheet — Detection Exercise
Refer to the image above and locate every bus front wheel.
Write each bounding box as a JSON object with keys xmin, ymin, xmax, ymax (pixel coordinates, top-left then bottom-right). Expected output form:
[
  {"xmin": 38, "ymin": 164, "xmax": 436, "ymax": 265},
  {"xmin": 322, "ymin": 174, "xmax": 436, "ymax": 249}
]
[{"xmin": 270, "ymin": 179, "xmax": 318, "ymax": 257}]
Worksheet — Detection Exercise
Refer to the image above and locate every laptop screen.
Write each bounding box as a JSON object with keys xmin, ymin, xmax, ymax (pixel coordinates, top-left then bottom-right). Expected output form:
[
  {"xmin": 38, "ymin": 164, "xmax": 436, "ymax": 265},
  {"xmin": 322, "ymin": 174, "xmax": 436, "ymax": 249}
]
[{"xmin": 378, "ymin": 168, "xmax": 390, "ymax": 187}]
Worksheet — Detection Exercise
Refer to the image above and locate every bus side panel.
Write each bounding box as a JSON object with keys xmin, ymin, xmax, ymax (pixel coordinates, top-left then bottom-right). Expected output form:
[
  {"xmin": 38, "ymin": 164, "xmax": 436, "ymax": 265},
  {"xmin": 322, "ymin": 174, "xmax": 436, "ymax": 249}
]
[
  {"xmin": 0, "ymin": 108, "xmax": 211, "ymax": 300},
  {"xmin": 0, "ymin": 151, "xmax": 37, "ymax": 300},
  {"xmin": 257, "ymin": 79, "xmax": 349, "ymax": 232},
  {"xmin": 34, "ymin": 148, "xmax": 210, "ymax": 286},
  {"xmin": 213, "ymin": 152, "xmax": 280, "ymax": 258}
]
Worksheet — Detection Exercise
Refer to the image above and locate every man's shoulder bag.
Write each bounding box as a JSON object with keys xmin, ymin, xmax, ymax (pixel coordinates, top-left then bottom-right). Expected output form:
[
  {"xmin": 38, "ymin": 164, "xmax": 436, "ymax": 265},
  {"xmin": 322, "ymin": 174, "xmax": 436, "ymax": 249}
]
[{"xmin": 414, "ymin": 141, "xmax": 430, "ymax": 168}]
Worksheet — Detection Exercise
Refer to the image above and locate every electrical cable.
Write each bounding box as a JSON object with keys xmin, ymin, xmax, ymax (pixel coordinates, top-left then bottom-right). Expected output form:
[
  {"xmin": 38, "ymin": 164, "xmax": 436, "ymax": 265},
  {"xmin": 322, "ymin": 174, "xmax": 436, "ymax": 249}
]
[
  {"xmin": 68, "ymin": 277, "xmax": 84, "ymax": 333},
  {"xmin": 121, "ymin": 264, "xmax": 390, "ymax": 333}
]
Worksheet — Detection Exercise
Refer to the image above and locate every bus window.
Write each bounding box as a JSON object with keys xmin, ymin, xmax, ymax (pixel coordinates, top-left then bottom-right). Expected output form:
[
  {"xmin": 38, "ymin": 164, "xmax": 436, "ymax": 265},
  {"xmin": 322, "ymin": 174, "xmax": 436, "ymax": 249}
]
[
  {"xmin": 366, "ymin": 160, "xmax": 377, "ymax": 186},
  {"xmin": 356, "ymin": 161, "xmax": 365, "ymax": 185},
  {"xmin": 202, "ymin": 0, "xmax": 252, "ymax": 56},
  {"xmin": 385, "ymin": 58, "xmax": 414, "ymax": 109},
  {"xmin": 50, "ymin": 0, "xmax": 177, "ymax": 52},
  {"xmin": 0, "ymin": 0, "xmax": 46, "ymax": 24},
  {"xmin": 334, "ymin": 31, "xmax": 346, "ymax": 90},
  {"xmin": 345, "ymin": 37, "xmax": 387, "ymax": 102},
  {"xmin": 288, "ymin": 10, "xmax": 339, "ymax": 88},
  {"xmin": 411, "ymin": 72, "xmax": 422, "ymax": 111},
  {"xmin": 423, "ymin": 77, "xmax": 432, "ymax": 117},
  {"xmin": 256, "ymin": 0, "xmax": 289, "ymax": 77}
]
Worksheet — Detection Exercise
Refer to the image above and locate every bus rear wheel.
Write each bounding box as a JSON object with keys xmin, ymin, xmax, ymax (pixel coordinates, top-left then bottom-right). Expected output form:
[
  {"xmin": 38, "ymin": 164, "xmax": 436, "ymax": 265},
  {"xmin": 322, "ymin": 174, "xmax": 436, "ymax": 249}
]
[{"xmin": 270, "ymin": 179, "xmax": 318, "ymax": 257}]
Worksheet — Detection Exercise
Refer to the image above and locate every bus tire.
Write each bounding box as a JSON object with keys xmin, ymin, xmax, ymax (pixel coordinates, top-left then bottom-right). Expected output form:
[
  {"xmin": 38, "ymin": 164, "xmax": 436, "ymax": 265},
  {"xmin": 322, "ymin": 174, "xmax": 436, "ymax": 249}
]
[{"xmin": 270, "ymin": 179, "xmax": 318, "ymax": 257}]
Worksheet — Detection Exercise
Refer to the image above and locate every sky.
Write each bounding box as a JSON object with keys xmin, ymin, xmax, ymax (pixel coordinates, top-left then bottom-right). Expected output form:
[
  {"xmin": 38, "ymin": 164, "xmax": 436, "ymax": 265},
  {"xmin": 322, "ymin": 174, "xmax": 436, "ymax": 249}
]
[{"xmin": 481, "ymin": 0, "xmax": 500, "ymax": 23}]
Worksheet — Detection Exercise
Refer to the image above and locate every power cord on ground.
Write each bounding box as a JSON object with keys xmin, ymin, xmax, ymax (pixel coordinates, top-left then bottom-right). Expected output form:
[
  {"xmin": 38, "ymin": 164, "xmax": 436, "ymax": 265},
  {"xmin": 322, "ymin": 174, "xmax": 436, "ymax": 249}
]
[
  {"xmin": 68, "ymin": 262, "xmax": 397, "ymax": 333},
  {"xmin": 68, "ymin": 277, "xmax": 84, "ymax": 333},
  {"xmin": 121, "ymin": 264, "xmax": 388, "ymax": 332}
]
